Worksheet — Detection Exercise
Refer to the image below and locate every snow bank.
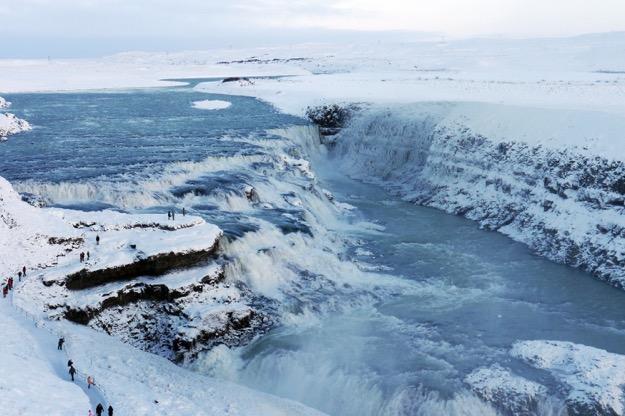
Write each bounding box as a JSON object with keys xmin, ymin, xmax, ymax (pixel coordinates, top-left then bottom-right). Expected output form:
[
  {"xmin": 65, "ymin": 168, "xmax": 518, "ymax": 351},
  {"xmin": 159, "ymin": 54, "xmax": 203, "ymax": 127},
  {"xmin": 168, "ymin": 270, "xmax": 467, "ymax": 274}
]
[
  {"xmin": 512, "ymin": 340, "xmax": 625, "ymax": 415},
  {"xmin": 192, "ymin": 99, "xmax": 232, "ymax": 110}
]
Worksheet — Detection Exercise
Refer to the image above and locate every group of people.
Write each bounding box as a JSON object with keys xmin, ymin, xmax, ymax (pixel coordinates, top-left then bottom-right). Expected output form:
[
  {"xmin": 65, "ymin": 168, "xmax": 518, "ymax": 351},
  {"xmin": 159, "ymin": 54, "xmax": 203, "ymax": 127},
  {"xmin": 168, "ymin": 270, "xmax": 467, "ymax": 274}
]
[
  {"xmin": 3, "ymin": 266, "xmax": 26, "ymax": 297},
  {"xmin": 88, "ymin": 403, "xmax": 113, "ymax": 416},
  {"xmin": 62, "ymin": 341, "xmax": 114, "ymax": 415},
  {"xmin": 79, "ymin": 251, "xmax": 90, "ymax": 263},
  {"xmin": 167, "ymin": 207, "xmax": 186, "ymax": 221}
]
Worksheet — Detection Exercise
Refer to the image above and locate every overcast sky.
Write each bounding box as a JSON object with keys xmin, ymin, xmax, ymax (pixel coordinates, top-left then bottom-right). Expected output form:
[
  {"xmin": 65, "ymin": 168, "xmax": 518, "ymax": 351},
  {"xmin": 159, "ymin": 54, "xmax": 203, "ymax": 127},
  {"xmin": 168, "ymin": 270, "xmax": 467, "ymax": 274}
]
[{"xmin": 1, "ymin": 0, "xmax": 625, "ymax": 57}]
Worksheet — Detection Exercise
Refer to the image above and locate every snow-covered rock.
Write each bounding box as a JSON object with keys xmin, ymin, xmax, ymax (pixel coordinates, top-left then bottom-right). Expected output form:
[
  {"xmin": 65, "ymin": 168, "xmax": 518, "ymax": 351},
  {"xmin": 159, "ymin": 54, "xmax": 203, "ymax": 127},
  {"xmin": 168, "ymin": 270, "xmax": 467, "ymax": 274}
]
[
  {"xmin": 0, "ymin": 96, "xmax": 10, "ymax": 108},
  {"xmin": 511, "ymin": 340, "xmax": 625, "ymax": 415},
  {"xmin": 0, "ymin": 112, "xmax": 31, "ymax": 140},
  {"xmin": 465, "ymin": 365, "xmax": 548, "ymax": 416},
  {"xmin": 334, "ymin": 103, "xmax": 625, "ymax": 288}
]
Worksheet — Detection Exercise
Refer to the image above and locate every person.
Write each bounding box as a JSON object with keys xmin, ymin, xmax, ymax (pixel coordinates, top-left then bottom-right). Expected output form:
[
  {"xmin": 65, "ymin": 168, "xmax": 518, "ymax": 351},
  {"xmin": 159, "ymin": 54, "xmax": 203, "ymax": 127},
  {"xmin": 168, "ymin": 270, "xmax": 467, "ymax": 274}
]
[
  {"xmin": 22, "ymin": 266, "xmax": 26, "ymax": 276},
  {"xmin": 88, "ymin": 410, "xmax": 93, "ymax": 416},
  {"xmin": 69, "ymin": 365, "xmax": 76, "ymax": 381},
  {"xmin": 87, "ymin": 375, "xmax": 95, "ymax": 389},
  {"xmin": 2, "ymin": 284, "xmax": 7, "ymax": 298},
  {"xmin": 108, "ymin": 405, "xmax": 114, "ymax": 416},
  {"xmin": 96, "ymin": 235, "xmax": 100, "ymax": 245},
  {"xmin": 7, "ymin": 277, "xmax": 13, "ymax": 290},
  {"xmin": 87, "ymin": 251, "xmax": 90, "ymax": 261},
  {"xmin": 96, "ymin": 403, "xmax": 104, "ymax": 416},
  {"xmin": 17, "ymin": 271, "xmax": 22, "ymax": 281},
  {"xmin": 167, "ymin": 211, "xmax": 171, "ymax": 220},
  {"xmin": 182, "ymin": 207, "xmax": 186, "ymax": 216},
  {"xmin": 79, "ymin": 252, "xmax": 84, "ymax": 263},
  {"xmin": 172, "ymin": 210, "xmax": 175, "ymax": 220},
  {"xmin": 58, "ymin": 337, "xmax": 65, "ymax": 350},
  {"xmin": 67, "ymin": 359, "xmax": 73, "ymax": 367}
]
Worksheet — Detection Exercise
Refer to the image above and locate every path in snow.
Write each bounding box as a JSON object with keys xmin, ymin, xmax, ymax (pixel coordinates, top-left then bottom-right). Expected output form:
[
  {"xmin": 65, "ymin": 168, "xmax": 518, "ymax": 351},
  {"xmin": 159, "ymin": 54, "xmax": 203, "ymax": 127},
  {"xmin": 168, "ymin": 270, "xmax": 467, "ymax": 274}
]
[{"xmin": 6, "ymin": 283, "xmax": 110, "ymax": 414}]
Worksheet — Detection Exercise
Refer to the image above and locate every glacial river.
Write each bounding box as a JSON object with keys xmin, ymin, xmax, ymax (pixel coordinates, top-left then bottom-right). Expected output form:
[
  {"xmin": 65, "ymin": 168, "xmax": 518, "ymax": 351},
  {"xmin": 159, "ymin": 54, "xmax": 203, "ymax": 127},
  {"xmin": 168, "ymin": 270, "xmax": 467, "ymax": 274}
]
[{"xmin": 2, "ymin": 85, "xmax": 625, "ymax": 415}]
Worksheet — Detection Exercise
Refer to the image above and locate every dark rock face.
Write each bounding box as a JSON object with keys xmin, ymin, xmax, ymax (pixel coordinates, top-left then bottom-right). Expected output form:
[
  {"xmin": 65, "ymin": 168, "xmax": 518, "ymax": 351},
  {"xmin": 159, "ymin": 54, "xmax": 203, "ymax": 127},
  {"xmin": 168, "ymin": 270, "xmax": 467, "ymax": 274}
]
[
  {"xmin": 306, "ymin": 104, "xmax": 359, "ymax": 145},
  {"xmin": 62, "ymin": 265, "xmax": 272, "ymax": 362},
  {"xmin": 64, "ymin": 282, "xmax": 179, "ymax": 324},
  {"xmin": 222, "ymin": 77, "xmax": 253, "ymax": 84},
  {"xmin": 65, "ymin": 243, "xmax": 219, "ymax": 290}
]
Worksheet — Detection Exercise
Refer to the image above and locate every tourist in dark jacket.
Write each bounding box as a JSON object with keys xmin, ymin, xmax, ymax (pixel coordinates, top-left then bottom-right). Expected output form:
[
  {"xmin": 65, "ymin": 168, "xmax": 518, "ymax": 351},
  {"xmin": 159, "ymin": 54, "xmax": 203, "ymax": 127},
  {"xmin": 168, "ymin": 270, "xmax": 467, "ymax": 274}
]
[
  {"xmin": 108, "ymin": 405, "xmax": 113, "ymax": 416},
  {"xmin": 95, "ymin": 403, "xmax": 104, "ymax": 416},
  {"xmin": 69, "ymin": 365, "xmax": 76, "ymax": 381}
]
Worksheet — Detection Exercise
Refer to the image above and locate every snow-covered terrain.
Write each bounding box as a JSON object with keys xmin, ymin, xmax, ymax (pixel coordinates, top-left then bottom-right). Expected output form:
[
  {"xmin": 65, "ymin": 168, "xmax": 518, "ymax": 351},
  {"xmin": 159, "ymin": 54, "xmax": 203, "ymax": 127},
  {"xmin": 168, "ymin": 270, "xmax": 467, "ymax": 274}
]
[{"xmin": 1, "ymin": 176, "xmax": 324, "ymax": 415}]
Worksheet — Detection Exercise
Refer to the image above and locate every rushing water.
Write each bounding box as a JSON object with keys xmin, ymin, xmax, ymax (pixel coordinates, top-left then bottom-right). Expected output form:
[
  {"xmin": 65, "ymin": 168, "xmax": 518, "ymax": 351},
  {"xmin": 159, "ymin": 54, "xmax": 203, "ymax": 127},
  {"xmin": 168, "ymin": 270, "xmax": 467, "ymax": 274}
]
[{"xmin": 2, "ymin": 86, "xmax": 625, "ymax": 416}]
